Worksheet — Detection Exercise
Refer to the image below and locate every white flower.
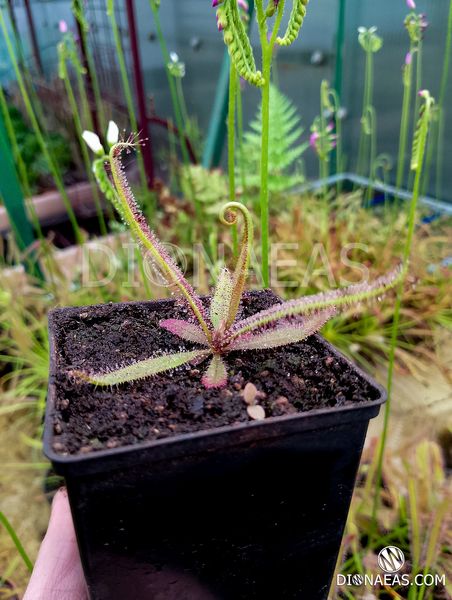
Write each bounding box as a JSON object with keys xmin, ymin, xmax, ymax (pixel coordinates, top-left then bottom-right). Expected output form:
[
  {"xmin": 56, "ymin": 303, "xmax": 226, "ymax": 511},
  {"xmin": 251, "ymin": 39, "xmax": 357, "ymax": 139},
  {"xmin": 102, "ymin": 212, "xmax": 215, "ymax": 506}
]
[
  {"xmin": 82, "ymin": 130, "xmax": 104, "ymax": 155},
  {"xmin": 106, "ymin": 120, "xmax": 119, "ymax": 146},
  {"xmin": 169, "ymin": 52, "xmax": 179, "ymax": 63}
]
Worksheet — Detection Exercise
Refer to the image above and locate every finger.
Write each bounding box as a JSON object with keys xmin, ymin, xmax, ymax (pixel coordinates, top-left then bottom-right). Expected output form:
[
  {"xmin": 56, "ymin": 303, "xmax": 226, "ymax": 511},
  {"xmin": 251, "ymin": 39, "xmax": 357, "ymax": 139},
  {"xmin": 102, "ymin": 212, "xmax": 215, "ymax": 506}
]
[{"xmin": 23, "ymin": 487, "xmax": 88, "ymax": 600}]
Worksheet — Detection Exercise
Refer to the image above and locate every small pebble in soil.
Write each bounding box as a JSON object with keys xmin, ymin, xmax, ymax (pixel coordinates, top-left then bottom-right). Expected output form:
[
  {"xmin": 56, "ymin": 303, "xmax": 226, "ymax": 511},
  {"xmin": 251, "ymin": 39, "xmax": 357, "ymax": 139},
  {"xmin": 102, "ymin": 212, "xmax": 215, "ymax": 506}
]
[
  {"xmin": 242, "ymin": 382, "xmax": 258, "ymax": 405},
  {"xmin": 247, "ymin": 405, "xmax": 266, "ymax": 421}
]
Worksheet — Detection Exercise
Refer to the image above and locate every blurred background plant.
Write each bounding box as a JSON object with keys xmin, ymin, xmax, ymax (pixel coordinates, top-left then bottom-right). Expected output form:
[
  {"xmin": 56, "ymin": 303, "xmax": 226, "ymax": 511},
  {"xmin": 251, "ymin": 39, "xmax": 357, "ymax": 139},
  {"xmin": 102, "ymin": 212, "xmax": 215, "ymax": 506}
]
[{"xmin": 0, "ymin": 0, "xmax": 451, "ymax": 597}]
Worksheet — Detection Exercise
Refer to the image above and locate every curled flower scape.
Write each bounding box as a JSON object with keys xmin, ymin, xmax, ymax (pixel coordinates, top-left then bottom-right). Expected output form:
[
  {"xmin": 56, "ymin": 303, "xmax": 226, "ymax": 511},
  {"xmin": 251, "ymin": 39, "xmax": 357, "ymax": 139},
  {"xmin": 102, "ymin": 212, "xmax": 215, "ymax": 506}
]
[{"xmin": 74, "ymin": 142, "xmax": 404, "ymax": 389}]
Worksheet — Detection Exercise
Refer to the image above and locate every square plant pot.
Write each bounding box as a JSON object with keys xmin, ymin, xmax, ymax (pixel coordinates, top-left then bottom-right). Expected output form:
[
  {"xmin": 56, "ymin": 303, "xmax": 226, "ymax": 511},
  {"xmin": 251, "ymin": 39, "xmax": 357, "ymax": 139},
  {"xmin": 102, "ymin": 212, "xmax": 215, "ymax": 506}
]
[{"xmin": 44, "ymin": 290, "xmax": 386, "ymax": 600}]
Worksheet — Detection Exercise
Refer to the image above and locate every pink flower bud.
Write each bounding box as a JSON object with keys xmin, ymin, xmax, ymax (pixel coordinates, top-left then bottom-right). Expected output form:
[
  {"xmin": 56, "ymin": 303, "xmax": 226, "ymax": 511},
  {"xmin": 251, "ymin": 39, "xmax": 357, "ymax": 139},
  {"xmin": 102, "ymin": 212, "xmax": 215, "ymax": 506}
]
[
  {"xmin": 405, "ymin": 51, "xmax": 412, "ymax": 65},
  {"xmin": 406, "ymin": 0, "xmax": 416, "ymax": 9},
  {"xmin": 310, "ymin": 131, "xmax": 320, "ymax": 150},
  {"xmin": 59, "ymin": 20, "xmax": 68, "ymax": 33}
]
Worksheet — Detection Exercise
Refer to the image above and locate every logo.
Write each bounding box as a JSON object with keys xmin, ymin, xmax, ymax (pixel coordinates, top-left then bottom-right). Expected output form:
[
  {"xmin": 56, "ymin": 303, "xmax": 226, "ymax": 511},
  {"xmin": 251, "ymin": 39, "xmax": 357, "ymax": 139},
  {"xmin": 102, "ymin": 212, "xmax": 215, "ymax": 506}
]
[
  {"xmin": 338, "ymin": 543, "xmax": 446, "ymax": 589},
  {"xmin": 378, "ymin": 546, "xmax": 405, "ymax": 573}
]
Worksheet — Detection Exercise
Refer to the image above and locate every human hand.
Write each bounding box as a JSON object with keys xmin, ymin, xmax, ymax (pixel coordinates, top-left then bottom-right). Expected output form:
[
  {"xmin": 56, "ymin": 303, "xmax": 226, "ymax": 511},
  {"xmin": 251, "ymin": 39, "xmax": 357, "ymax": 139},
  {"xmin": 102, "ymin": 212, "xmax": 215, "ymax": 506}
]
[{"xmin": 23, "ymin": 488, "xmax": 87, "ymax": 600}]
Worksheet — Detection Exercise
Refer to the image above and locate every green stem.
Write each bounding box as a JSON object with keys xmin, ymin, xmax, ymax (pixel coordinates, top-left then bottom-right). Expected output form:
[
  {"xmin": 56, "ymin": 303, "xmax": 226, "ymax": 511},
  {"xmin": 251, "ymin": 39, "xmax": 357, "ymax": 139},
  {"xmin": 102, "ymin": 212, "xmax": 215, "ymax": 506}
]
[
  {"xmin": 260, "ymin": 48, "xmax": 271, "ymax": 287},
  {"xmin": 175, "ymin": 77, "xmax": 190, "ymax": 137},
  {"xmin": 228, "ymin": 63, "xmax": 238, "ymax": 256},
  {"xmin": 81, "ymin": 32, "xmax": 106, "ymax": 131},
  {"xmin": 148, "ymin": 1, "xmax": 200, "ymax": 222},
  {"xmin": 396, "ymin": 45, "xmax": 414, "ymax": 191},
  {"xmin": 371, "ymin": 94, "xmax": 432, "ymax": 531},
  {"xmin": 357, "ymin": 49, "xmax": 373, "ymax": 177},
  {"xmin": 435, "ymin": 0, "xmax": 452, "ymax": 200},
  {"xmin": 408, "ymin": 41, "xmax": 423, "ymax": 189},
  {"xmin": 107, "ymin": 0, "xmax": 148, "ymax": 192},
  {"xmin": 0, "ymin": 87, "xmax": 58, "ymax": 287},
  {"xmin": 62, "ymin": 68, "xmax": 107, "ymax": 236},
  {"xmin": 236, "ymin": 75, "xmax": 247, "ymax": 192},
  {"xmin": 0, "ymin": 8, "xmax": 83, "ymax": 244},
  {"xmin": 335, "ymin": 103, "xmax": 343, "ymax": 193},
  {"xmin": 255, "ymin": 0, "xmax": 286, "ymax": 287},
  {"xmin": 366, "ymin": 106, "xmax": 377, "ymax": 204},
  {"xmin": 0, "ymin": 511, "xmax": 33, "ymax": 573}
]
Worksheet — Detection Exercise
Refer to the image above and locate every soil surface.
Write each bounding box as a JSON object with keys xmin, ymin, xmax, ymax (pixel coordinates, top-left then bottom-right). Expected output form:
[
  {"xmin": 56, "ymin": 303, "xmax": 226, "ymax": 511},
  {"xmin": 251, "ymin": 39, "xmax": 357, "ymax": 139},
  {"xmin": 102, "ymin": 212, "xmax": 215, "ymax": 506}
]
[{"xmin": 49, "ymin": 291, "xmax": 379, "ymax": 455}]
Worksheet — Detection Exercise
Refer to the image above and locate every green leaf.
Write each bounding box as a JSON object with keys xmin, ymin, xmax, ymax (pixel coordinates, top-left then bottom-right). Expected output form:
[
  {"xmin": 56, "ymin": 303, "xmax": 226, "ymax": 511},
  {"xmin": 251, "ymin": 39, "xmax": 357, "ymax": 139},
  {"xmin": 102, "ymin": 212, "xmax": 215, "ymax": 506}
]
[
  {"xmin": 71, "ymin": 350, "xmax": 209, "ymax": 386},
  {"xmin": 227, "ymin": 266, "xmax": 403, "ymax": 343},
  {"xmin": 210, "ymin": 268, "xmax": 234, "ymax": 329},
  {"xmin": 229, "ymin": 310, "xmax": 335, "ymax": 350},
  {"xmin": 201, "ymin": 355, "xmax": 228, "ymax": 388}
]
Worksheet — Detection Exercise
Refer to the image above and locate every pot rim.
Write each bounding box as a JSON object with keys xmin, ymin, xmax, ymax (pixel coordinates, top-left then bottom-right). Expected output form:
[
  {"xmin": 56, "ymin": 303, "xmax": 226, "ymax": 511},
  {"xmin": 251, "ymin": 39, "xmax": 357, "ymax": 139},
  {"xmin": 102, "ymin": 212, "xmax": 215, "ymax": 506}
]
[{"xmin": 44, "ymin": 293, "xmax": 386, "ymax": 468}]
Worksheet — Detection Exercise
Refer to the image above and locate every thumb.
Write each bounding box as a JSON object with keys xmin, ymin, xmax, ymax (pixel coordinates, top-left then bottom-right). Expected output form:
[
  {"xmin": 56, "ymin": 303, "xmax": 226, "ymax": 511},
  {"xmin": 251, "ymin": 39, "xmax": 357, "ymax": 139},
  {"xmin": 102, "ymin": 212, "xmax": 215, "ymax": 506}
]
[{"xmin": 23, "ymin": 488, "xmax": 87, "ymax": 600}]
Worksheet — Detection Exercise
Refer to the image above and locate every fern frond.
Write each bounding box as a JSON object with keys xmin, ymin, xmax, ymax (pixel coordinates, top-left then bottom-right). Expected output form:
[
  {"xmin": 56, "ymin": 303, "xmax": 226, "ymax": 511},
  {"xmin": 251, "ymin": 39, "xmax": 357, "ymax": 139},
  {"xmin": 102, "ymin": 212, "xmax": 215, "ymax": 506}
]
[
  {"xmin": 240, "ymin": 84, "xmax": 306, "ymax": 193},
  {"xmin": 276, "ymin": 0, "xmax": 309, "ymax": 46}
]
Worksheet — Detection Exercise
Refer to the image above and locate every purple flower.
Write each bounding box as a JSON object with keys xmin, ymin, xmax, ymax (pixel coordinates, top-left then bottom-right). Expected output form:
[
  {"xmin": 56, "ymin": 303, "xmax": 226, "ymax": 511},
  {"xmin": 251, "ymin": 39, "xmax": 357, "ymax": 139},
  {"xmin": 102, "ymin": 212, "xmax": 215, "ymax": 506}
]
[
  {"xmin": 420, "ymin": 13, "xmax": 429, "ymax": 32},
  {"xmin": 406, "ymin": 0, "xmax": 416, "ymax": 9},
  {"xmin": 405, "ymin": 51, "xmax": 412, "ymax": 65},
  {"xmin": 238, "ymin": 0, "xmax": 249, "ymax": 11},
  {"xmin": 59, "ymin": 19, "xmax": 68, "ymax": 33},
  {"xmin": 309, "ymin": 131, "xmax": 319, "ymax": 150},
  {"xmin": 212, "ymin": 0, "xmax": 222, "ymax": 6}
]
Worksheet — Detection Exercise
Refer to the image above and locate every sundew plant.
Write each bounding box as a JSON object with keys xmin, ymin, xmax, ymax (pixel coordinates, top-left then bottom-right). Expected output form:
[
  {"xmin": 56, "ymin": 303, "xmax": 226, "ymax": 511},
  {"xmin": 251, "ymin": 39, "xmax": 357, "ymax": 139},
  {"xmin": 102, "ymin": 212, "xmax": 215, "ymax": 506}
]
[{"xmin": 76, "ymin": 132, "xmax": 403, "ymax": 389}]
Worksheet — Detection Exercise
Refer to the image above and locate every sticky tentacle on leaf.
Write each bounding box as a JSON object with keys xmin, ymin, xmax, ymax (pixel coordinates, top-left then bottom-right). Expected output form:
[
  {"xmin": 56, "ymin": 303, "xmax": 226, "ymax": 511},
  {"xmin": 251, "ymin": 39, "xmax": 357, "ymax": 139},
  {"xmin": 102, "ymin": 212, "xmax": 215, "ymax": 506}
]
[
  {"xmin": 210, "ymin": 267, "xmax": 234, "ymax": 330},
  {"xmin": 220, "ymin": 202, "xmax": 254, "ymax": 327},
  {"xmin": 71, "ymin": 350, "xmax": 210, "ymax": 386},
  {"xmin": 276, "ymin": 0, "xmax": 309, "ymax": 47},
  {"xmin": 226, "ymin": 266, "xmax": 403, "ymax": 343},
  {"xmin": 201, "ymin": 354, "xmax": 228, "ymax": 388},
  {"xmin": 160, "ymin": 319, "xmax": 210, "ymax": 346},
  {"xmin": 229, "ymin": 309, "xmax": 335, "ymax": 351},
  {"xmin": 108, "ymin": 143, "xmax": 211, "ymax": 341}
]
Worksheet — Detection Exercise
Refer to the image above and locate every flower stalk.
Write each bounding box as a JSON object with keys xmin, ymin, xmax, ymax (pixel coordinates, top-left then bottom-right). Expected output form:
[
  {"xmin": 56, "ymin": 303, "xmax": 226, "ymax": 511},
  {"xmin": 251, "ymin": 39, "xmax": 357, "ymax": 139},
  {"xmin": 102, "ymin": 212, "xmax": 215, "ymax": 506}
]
[{"xmin": 372, "ymin": 90, "xmax": 435, "ymax": 529}]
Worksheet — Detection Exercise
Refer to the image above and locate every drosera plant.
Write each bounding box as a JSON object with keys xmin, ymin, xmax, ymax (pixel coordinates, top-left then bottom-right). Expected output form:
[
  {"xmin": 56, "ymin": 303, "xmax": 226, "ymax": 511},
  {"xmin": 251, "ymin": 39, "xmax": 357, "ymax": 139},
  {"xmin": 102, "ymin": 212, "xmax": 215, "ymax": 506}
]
[{"xmin": 73, "ymin": 140, "xmax": 403, "ymax": 391}]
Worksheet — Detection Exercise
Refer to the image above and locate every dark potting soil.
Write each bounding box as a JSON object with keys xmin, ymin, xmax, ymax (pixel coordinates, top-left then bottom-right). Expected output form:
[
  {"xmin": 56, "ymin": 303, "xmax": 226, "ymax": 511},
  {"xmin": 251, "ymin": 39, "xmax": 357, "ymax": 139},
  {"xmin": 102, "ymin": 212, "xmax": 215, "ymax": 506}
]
[{"xmin": 49, "ymin": 290, "xmax": 379, "ymax": 455}]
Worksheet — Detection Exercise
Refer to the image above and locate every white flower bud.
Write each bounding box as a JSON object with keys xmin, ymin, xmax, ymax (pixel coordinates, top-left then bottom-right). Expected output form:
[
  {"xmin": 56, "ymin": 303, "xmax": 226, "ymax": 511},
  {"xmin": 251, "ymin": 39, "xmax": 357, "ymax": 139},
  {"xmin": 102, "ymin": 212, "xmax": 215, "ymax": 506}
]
[
  {"xmin": 106, "ymin": 120, "xmax": 119, "ymax": 146},
  {"xmin": 82, "ymin": 130, "xmax": 104, "ymax": 155}
]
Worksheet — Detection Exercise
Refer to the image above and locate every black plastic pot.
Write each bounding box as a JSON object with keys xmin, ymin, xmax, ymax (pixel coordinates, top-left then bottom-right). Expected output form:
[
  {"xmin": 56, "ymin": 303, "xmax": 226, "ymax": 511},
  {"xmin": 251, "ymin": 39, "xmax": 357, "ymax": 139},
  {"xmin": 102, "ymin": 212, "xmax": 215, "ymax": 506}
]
[{"xmin": 44, "ymin": 295, "xmax": 386, "ymax": 600}]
